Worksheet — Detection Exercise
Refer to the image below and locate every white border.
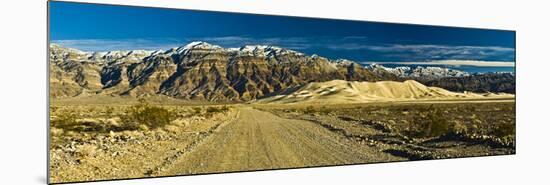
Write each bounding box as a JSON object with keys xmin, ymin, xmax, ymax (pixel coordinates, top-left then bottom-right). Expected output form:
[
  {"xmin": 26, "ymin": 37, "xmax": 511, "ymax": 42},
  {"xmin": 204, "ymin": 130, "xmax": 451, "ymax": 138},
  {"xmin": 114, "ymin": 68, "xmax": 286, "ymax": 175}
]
[{"xmin": 1, "ymin": 0, "xmax": 549, "ymax": 184}]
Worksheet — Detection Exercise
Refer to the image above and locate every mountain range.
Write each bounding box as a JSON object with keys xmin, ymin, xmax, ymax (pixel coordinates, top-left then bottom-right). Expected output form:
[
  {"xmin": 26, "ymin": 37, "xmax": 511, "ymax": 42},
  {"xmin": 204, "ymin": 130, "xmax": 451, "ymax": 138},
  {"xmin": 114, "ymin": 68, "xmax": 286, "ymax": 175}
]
[
  {"xmin": 367, "ymin": 63, "xmax": 470, "ymax": 80},
  {"xmin": 50, "ymin": 42, "xmax": 398, "ymax": 101},
  {"xmin": 49, "ymin": 41, "xmax": 515, "ymax": 101},
  {"xmin": 368, "ymin": 63, "xmax": 516, "ymax": 93}
]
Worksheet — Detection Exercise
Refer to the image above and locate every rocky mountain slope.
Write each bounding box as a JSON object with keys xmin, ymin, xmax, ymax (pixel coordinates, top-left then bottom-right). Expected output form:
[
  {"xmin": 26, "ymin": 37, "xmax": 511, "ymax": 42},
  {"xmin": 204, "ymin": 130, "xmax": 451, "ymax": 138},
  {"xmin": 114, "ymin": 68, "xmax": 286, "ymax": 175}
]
[
  {"xmin": 50, "ymin": 42, "xmax": 397, "ymax": 101},
  {"xmin": 256, "ymin": 79, "xmax": 514, "ymax": 104},
  {"xmin": 423, "ymin": 73, "xmax": 516, "ymax": 93}
]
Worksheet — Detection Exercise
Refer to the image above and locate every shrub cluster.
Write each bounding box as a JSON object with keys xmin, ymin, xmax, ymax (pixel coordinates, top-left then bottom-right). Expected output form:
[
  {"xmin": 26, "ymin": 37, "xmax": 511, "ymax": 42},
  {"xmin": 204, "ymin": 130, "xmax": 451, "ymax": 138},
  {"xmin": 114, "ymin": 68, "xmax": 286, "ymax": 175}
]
[
  {"xmin": 206, "ymin": 106, "xmax": 229, "ymax": 113},
  {"xmin": 303, "ymin": 106, "xmax": 315, "ymax": 114},
  {"xmin": 51, "ymin": 111, "xmax": 114, "ymax": 132},
  {"xmin": 406, "ymin": 105, "xmax": 451, "ymax": 138},
  {"xmin": 203, "ymin": 105, "xmax": 230, "ymax": 117},
  {"xmin": 120, "ymin": 98, "xmax": 176, "ymax": 130},
  {"xmin": 50, "ymin": 99, "xmax": 235, "ymax": 134},
  {"xmin": 51, "ymin": 110, "xmax": 78, "ymax": 128},
  {"xmin": 491, "ymin": 123, "xmax": 515, "ymax": 138}
]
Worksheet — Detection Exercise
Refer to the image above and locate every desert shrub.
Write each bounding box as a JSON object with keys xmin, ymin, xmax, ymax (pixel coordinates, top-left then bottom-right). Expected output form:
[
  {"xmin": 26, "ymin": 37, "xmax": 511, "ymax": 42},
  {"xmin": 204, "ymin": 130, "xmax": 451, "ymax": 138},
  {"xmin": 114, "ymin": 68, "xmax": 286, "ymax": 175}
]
[
  {"xmin": 75, "ymin": 144, "xmax": 97, "ymax": 159},
  {"xmin": 192, "ymin": 107, "xmax": 202, "ymax": 115},
  {"xmin": 52, "ymin": 111, "xmax": 113, "ymax": 133},
  {"xmin": 407, "ymin": 105, "xmax": 451, "ymax": 138},
  {"xmin": 50, "ymin": 106, "xmax": 58, "ymax": 113},
  {"xmin": 492, "ymin": 123, "xmax": 515, "ymax": 137},
  {"xmin": 221, "ymin": 105, "xmax": 229, "ymax": 112},
  {"xmin": 452, "ymin": 121, "xmax": 469, "ymax": 134},
  {"xmin": 206, "ymin": 106, "xmax": 222, "ymax": 113},
  {"xmin": 318, "ymin": 106, "xmax": 332, "ymax": 115},
  {"xmin": 105, "ymin": 106, "xmax": 114, "ymax": 116},
  {"xmin": 88, "ymin": 107, "xmax": 97, "ymax": 113},
  {"xmin": 303, "ymin": 106, "xmax": 315, "ymax": 114},
  {"xmin": 75, "ymin": 118, "xmax": 113, "ymax": 132},
  {"xmin": 204, "ymin": 106, "xmax": 230, "ymax": 117},
  {"xmin": 121, "ymin": 98, "xmax": 176, "ymax": 130},
  {"xmin": 51, "ymin": 110, "xmax": 78, "ymax": 128}
]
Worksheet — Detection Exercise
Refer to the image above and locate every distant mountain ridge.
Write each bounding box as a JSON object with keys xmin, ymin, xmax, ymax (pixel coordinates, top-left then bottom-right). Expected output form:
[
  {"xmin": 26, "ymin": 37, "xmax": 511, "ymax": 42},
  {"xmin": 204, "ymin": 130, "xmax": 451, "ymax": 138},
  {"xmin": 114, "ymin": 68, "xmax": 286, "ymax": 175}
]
[
  {"xmin": 368, "ymin": 63, "xmax": 516, "ymax": 93},
  {"xmin": 367, "ymin": 63, "xmax": 470, "ymax": 80},
  {"xmin": 423, "ymin": 73, "xmax": 516, "ymax": 93},
  {"xmin": 50, "ymin": 42, "xmax": 397, "ymax": 101}
]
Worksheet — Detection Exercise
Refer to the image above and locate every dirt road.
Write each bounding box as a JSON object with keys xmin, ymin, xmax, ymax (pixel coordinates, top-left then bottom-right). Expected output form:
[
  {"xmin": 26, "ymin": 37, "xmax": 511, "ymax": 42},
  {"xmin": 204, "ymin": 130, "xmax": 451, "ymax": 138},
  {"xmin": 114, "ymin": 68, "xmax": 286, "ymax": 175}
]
[{"xmin": 157, "ymin": 107, "xmax": 401, "ymax": 176}]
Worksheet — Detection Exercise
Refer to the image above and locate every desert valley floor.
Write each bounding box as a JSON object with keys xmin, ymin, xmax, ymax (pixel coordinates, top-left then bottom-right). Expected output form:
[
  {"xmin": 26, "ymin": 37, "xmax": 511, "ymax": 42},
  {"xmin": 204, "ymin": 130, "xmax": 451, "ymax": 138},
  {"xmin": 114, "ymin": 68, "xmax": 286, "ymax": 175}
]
[{"xmin": 49, "ymin": 98, "xmax": 515, "ymax": 183}]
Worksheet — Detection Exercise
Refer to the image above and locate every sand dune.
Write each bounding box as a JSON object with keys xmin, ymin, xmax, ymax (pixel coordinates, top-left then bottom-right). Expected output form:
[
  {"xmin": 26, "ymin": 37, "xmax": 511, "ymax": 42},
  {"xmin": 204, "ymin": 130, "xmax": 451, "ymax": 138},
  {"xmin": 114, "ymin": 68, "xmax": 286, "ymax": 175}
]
[{"xmin": 256, "ymin": 80, "xmax": 514, "ymax": 104}]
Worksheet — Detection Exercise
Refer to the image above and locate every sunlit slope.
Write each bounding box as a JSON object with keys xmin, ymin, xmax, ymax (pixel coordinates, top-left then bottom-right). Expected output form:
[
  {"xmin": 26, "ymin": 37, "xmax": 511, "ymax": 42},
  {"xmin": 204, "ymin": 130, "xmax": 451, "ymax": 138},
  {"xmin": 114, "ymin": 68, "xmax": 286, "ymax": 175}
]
[{"xmin": 256, "ymin": 80, "xmax": 514, "ymax": 104}]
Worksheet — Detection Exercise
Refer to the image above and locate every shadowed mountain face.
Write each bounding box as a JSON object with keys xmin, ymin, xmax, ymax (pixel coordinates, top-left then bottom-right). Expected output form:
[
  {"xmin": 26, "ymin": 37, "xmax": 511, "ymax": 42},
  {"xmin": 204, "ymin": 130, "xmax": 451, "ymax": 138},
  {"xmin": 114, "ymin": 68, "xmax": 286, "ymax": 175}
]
[
  {"xmin": 422, "ymin": 73, "xmax": 516, "ymax": 94},
  {"xmin": 49, "ymin": 42, "xmax": 397, "ymax": 101}
]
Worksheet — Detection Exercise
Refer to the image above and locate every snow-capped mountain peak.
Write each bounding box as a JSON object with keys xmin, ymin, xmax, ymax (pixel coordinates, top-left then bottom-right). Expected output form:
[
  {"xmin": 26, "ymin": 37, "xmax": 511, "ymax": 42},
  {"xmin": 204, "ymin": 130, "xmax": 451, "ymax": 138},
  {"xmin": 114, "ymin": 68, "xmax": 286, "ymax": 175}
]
[
  {"xmin": 333, "ymin": 59, "xmax": 356, "ymax": 66},
  {"xmin": 368, "ymin": 63, "xmax": 469, "ymax": 80},
  {"xmin": 150, "ymin": 49, "xmax": 165, "ymax": 56},
  {"xmin": 171, "ymin": 41, "xmax": 223, "ymax": 55},
  {"xmin": 183, "ymin": 41, "xmax": 222, "ymax": 50},
  {"xmin": 235, "ymin": 45, "xmax": 304, "ymax": 57}
]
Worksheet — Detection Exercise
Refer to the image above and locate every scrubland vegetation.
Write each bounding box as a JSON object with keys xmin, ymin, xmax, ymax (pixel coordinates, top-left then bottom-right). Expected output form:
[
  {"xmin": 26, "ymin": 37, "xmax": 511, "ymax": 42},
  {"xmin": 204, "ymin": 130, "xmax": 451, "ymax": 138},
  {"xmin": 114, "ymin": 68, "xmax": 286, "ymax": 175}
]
[
  {"xmin": 50, "ymin": 98, "xmax": 231, "ymax": 134},
  {"xmin": 50, "ymin": 99, "xmax": 514, "ymax": 183},
  {"xmin": 280, "ymin": 102, "xmax": 515, "ymax": 141},
  {"xmin": 259, "ymin": 102, "xmax": 515, "ymax": 160},
  {"xmin": 49, "ymin": 99, "xmax": 236, "ymax": 183}
]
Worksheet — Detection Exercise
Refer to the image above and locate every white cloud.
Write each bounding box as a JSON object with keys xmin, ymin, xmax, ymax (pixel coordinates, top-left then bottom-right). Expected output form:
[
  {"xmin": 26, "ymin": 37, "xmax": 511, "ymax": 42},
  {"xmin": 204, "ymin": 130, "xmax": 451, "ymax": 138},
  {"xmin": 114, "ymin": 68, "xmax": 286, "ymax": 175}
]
[
  {"xmin": 51, "ymin": 38, "xmax": 184, "ymax": 52},
  {"xmin": 329, "ymin": 43, "xmax": 515, "ymax": 61},
  {"xmin": 196, "ymin": 36, "xmax": 315, "ymax": 50},
  {"xmin": 51, "ymin": 37, "xmax": 317, "ymax": 52},
  {"xmin": 364, "ymin": 44, "xmax": 514, "ymax": 52},
  {"xmin": 365, "ymin": 60, "xmax": 515, "ymax": 67}
]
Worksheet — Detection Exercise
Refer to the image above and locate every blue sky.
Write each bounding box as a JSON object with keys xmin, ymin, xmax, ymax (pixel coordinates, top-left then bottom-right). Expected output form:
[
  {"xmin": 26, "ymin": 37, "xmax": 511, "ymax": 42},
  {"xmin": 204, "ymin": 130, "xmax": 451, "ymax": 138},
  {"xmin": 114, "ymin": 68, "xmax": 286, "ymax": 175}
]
[{"xmin": 50, "ymin": 1, "xmax": 515, "ymax": 68}]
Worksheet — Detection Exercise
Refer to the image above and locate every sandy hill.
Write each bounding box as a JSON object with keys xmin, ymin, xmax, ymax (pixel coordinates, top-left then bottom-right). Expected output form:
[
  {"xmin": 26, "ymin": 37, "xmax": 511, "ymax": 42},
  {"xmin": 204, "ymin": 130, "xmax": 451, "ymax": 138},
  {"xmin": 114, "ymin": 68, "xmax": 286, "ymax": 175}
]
[{"xmin": 255, "ymin": 80, "xmax": 514, "ymax": 104}]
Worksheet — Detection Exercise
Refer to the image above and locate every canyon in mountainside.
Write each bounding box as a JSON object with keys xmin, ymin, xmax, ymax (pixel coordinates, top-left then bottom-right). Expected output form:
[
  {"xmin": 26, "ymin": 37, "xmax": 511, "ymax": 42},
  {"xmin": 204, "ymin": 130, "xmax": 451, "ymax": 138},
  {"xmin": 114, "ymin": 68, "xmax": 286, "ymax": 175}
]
[{"xmin": 50, "ymin": 41, "xmax": 397, "ymax": 101}]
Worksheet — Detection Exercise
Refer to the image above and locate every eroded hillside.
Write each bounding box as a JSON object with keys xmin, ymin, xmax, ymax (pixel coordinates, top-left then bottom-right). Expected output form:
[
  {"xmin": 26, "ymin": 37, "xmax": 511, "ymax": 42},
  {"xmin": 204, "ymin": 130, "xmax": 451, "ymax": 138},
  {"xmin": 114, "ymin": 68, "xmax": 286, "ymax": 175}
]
[{"xmin": 50, "ymin": 42, "xmax": 396, "ymax": 101}]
